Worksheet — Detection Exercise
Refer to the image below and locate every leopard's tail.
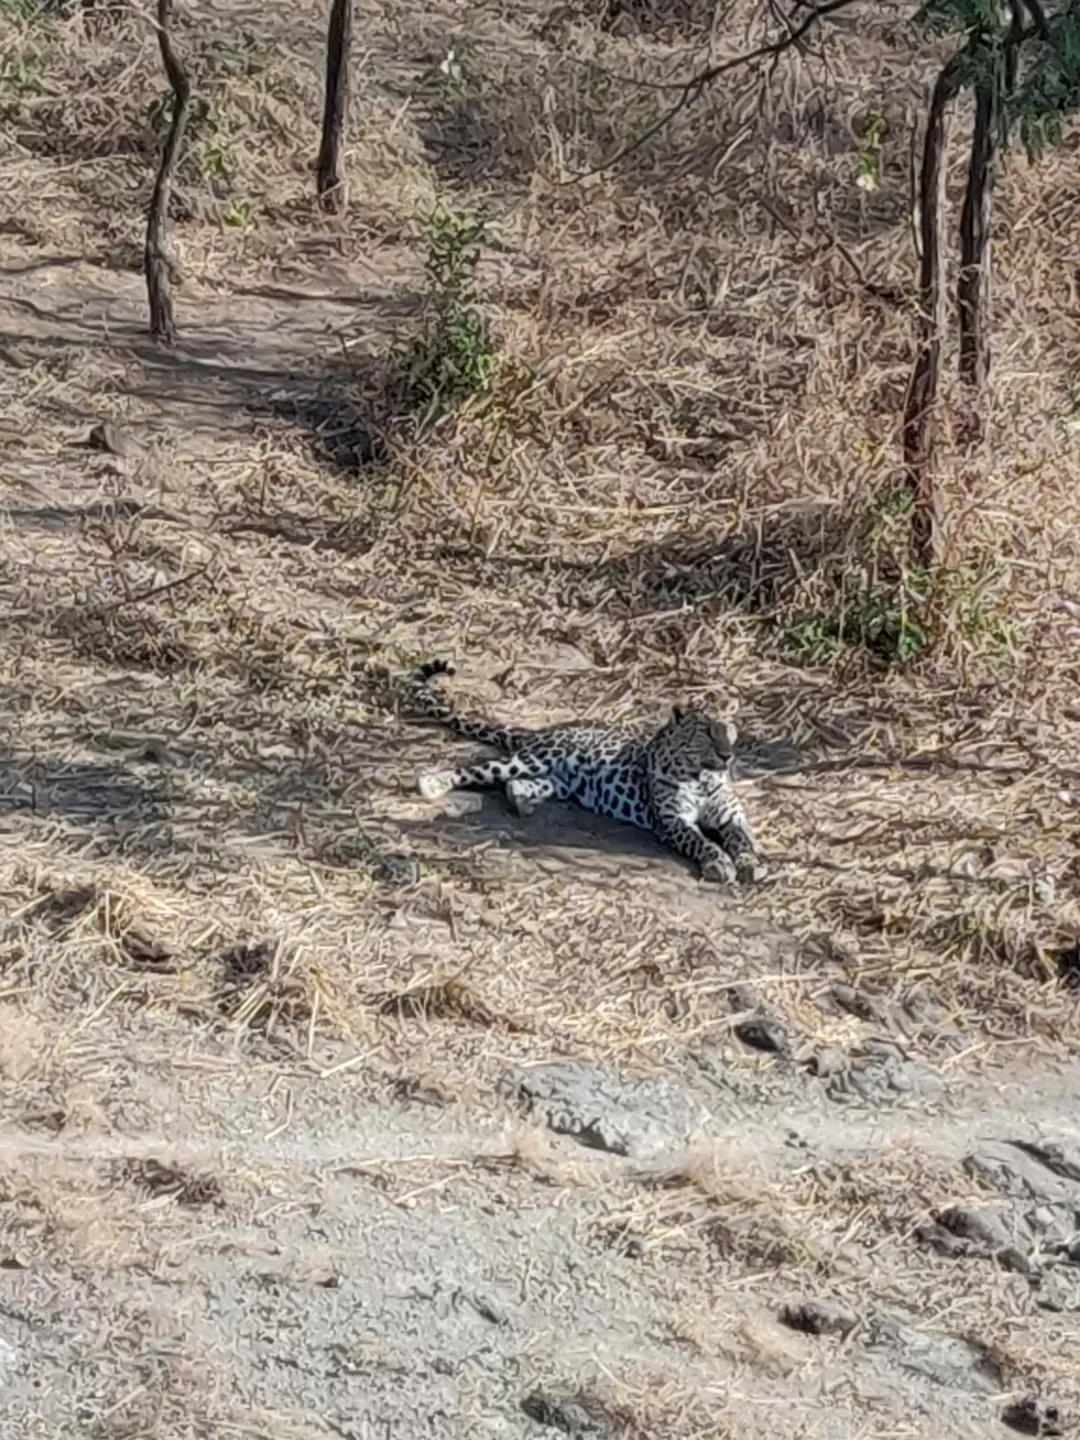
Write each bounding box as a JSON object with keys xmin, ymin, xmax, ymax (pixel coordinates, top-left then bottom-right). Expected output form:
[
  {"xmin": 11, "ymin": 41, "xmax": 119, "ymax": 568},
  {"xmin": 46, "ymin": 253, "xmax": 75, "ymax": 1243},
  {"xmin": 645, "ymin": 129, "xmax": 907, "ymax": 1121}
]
[{"xmin": 405, "ymin": 658, "xmax": 525, "ymax": 752}]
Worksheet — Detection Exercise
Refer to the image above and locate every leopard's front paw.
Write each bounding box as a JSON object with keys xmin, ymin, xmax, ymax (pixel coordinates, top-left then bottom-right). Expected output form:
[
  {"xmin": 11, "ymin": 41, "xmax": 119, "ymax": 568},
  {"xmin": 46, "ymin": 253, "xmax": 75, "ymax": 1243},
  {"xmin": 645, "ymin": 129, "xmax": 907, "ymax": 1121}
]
[
  {"xmin": 734, "ymin": 852, "xmax": 767, "ymax": 885},
  {"xmin": 701, "ymin": 852, "xmax": 738, "ymax": 886}
]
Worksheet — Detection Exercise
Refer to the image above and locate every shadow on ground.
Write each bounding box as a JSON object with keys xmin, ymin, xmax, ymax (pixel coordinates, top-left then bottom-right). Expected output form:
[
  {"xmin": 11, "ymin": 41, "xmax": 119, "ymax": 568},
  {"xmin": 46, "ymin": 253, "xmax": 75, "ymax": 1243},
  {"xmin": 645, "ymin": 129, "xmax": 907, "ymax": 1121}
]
[
  {"xmin": 0, "ymin": 274, "xmax": 427, "ymax": 479},
  {"xmin": 0, "ymin": 686, "xmax": 1042, "ymax": 899},
  {"xmin": 433, "ymin": 499, "xmax": 846, "ymax": 620},
  {"xmin": 0, "ymin": 755, "xmax": 170, "ymax": 824}
]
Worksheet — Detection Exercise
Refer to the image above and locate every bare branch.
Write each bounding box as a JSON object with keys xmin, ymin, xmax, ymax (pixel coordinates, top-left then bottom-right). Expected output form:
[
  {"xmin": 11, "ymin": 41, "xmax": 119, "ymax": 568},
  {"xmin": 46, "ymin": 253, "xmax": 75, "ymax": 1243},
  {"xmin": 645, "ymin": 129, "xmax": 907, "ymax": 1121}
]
[
  {"xmin": 565, "ymin": 0, "xmax": 863, "ymax": 182},
  {"xmin": 96, "ymin": 565, "xmax": 210, "ymax": 613},
  {"xmin": 144, "ymin": 0, "xmax": 191, "ymax": 345}
]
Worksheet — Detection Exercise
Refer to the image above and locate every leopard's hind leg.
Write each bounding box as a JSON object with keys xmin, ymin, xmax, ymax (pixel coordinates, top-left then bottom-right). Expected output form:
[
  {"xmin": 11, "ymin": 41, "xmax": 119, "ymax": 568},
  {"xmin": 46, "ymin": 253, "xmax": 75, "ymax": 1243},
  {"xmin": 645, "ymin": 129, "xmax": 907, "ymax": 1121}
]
[{"xmin": 418, "ymin": 752, "xmax": 551, "ymax": 802}]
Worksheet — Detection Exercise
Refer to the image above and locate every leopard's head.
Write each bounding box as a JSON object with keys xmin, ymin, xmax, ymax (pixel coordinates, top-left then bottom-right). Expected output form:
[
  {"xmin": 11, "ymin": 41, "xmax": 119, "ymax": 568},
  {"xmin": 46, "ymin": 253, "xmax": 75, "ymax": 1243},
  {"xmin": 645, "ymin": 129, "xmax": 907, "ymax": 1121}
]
[{"xmin": 659, "ymin": 700, "xmax": 738, "ymax": 774}]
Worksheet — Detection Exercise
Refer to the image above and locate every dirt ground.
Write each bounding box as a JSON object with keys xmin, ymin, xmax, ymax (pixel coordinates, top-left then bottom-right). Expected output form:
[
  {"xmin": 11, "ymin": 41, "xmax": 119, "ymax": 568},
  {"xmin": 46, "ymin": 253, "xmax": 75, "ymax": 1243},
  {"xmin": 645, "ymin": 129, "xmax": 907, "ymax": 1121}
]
[{"xmin": 2, "ymin": 0, "xmax": 1080, "ymax": 1436}]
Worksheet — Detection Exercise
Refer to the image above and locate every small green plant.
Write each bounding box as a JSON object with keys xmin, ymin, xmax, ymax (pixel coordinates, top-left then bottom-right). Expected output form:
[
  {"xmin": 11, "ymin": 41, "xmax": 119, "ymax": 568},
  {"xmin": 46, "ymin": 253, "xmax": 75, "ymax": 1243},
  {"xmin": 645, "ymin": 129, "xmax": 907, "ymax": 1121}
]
[
  {"xmin": 777, "ymin": 480, "xmax": 1016, "ymax": 672},
  {"xmin": 858, "ymin": 566, "xmax": 933, "ymax": 664},
  {"xmin": 194, "ymin": 142, "xmax": 231, "ymax": 185},
  {"xmin": 0, "ymin": 48, "xmax": 47, "ymax": 107},
  {"xmin": 0, "ymin": 0, "xmax": 47, "ymax": 22},
  {"xmin": 839, "ymin": 486, "xmax": 934, "ymax": 665},
  {"xmin": 406, "ymin": 202, "xmax": 496, "ymax": 419},
  {"xmin": 855, "ymin": 109, "xmax": 886, "ymax": 192},
  {"xmin": 149, "ymin": 94, "xmax": 233, "ymax": 191},
  {"xmin": 779, "ymin": 616, "xmax": 846, "ymax": 667},
  {"xmin": 223, "ymin": 197, "xmax": 256, "ymax": 229},
  {"xmin": 780, "ymin": 571, "xmax": 933, "ymax": 669},
  {"xmin": 775, "ymin": 484, "xmax": 1013, "ymax": 670},
  {"xmin": 1057, "ymin": 378, "xmax": 1080, "ymax": 436},
  {"xmin": 779, "ymin": 486, "xmax": 929, "ymax": 667},
  {"xmin": 433, "ymin": 37, "xmax": 479, "ymax": 106}
]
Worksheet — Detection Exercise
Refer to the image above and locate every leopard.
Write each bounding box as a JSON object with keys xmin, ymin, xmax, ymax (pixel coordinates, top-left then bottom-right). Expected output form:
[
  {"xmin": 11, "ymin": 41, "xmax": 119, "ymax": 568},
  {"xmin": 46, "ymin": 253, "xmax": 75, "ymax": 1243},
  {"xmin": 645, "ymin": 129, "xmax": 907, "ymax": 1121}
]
[{"xmin": 404, "ymin": 658, "xmax": 762, "ymax": 885}]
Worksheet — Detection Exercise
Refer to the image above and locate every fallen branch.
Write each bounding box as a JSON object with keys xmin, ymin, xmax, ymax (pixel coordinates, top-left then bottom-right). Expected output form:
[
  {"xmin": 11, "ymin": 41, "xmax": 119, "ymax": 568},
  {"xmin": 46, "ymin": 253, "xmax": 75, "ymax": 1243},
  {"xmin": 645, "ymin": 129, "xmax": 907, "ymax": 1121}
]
[{"xmin": 96, "ymin": 564, "xmax": 210, "ymax": 613}]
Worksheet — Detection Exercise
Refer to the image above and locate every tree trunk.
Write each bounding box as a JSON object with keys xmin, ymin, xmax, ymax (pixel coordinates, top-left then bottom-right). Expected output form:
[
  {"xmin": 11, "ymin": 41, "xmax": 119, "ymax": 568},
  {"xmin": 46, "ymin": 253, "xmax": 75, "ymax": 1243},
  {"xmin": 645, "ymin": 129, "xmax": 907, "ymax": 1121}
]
[
  {"xmin": 902, "ymin": 57, "xmax": 964, "ymax": 569},
  {"xmin": 144, "ymin": 0, "xmax": 191, "ymax": 345},
  {"xmin": 316, "ymin": 0, "xmax": 353, "ymax": 213},
  {"xmin": 956, "ymin": 77, "xmax": 996, "ymax": 443}
]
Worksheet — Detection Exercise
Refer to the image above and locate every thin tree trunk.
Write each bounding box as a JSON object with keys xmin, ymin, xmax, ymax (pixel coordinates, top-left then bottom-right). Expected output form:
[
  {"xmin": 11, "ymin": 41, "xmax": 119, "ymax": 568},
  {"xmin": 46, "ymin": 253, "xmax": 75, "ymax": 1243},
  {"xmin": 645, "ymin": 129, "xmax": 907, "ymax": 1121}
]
[
  {"xmin": 956, "ymin": 77, "xmax": 996, "ymax": 443},
  {"xmin": 316, "ymin": 0, "xmax": 353, "ymax": 213},
  {"xmin": 144, "ymin": 0, "xmax": 191, "ymax": 345},
  {"xmin": 902, "ymin": 57, "xmax": 964, "ymax": 569}
]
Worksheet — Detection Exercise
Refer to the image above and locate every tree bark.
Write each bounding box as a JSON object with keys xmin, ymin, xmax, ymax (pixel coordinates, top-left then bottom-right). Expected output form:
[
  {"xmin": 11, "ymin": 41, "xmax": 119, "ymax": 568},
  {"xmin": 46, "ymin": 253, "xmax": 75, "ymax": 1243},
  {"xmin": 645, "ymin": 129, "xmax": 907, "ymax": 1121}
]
[
  {"xmin": 316, "ymin": 0, "xmax": 353, "ymax": 213},
  {"xmin": 902, "ymin": 57, "xmax": 964, "ymax": 569},
  {"xmin": 956, "ymin": 77, "xmax": 997, "ymax": 443},
  {"xmin": 144, "ymin": 0, "xmax": 191, "ymax": 345}
]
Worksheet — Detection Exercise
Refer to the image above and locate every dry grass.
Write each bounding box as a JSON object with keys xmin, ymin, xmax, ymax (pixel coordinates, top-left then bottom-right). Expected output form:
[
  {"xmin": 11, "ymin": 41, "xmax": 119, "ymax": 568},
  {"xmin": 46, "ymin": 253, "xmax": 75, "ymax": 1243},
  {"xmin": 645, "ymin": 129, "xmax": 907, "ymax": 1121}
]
[{"xmin": 2, "ymin": 0, "xmax": 1080, "ymax": 1431}]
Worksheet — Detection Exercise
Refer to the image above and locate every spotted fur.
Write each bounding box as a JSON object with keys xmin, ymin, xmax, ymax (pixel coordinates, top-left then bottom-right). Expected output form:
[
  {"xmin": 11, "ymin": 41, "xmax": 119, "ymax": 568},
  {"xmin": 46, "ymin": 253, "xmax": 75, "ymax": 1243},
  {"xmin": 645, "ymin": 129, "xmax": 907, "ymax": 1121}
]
[{"xmin": 405, "ymin": 659, "xmax": 761, "ymax": 885}]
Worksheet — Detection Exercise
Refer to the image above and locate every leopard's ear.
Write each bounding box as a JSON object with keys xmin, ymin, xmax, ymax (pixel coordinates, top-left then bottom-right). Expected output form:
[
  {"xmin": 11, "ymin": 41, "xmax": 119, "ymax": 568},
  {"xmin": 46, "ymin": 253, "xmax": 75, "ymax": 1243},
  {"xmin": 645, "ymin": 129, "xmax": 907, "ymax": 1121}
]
[{"xmin": 670, "ymin": 701, "xmax": 687, "ymax": 722}]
